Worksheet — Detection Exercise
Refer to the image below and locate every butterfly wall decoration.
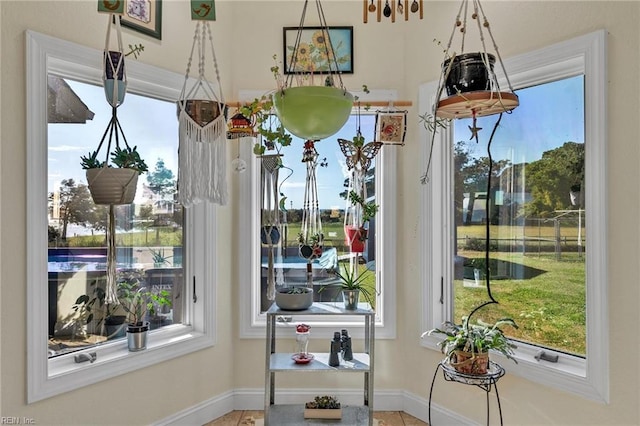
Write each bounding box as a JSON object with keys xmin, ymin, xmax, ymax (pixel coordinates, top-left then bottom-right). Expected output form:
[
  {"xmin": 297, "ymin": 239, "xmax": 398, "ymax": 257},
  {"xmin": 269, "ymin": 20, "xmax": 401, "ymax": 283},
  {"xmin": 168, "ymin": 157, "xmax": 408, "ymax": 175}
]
[{"xmin": 338, "ymin": 133, "xmax": 383, "ymax": 171}]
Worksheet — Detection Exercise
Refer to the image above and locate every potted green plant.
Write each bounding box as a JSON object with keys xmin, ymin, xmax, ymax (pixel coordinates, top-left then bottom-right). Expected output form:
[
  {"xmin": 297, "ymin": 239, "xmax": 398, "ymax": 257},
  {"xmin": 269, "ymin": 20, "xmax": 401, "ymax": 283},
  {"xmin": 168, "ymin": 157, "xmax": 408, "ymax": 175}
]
[
  {"xmin": 238, "ymin": 96, "xmax": 292, "ymax": 157},
  {"xmin": 274, "ymin": 286, "xmax": 314, "ymax": 311},
  {"xmin": 117, "ymin": 279, "xmax": 171, "ymax": 351},
  {"xmin": 329, "ymin": 263, "xmax": 377, "ymax": 310},
  {"xmin": 344, "ymin": 190, "xmax": 379, "ymax": 253},
  {"xmin": 422, "ymin": 316, "xmax": 518, "ymax": 375},
  {"xmin": 81, "ymin": 144, "xmax": 148, "ymax": 205},
  {"xmin": 304, "ymin": 395, "xmax": 342, "ymax": 419},
  {"xmin": 239, "ymin": 96, "xmax": 293, "ymax": 248},
  {"xmin": 71, "ymin": 281, "xmax": 106, "ymax": 340}
]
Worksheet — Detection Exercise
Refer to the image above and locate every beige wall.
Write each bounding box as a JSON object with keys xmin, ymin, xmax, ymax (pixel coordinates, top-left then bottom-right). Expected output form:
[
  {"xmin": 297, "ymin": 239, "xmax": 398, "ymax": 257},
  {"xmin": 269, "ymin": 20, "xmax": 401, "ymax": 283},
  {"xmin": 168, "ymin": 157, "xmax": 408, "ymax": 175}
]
[{"xmin": 1, "ymin": 1, "xmax": 639, "ymax": 425}]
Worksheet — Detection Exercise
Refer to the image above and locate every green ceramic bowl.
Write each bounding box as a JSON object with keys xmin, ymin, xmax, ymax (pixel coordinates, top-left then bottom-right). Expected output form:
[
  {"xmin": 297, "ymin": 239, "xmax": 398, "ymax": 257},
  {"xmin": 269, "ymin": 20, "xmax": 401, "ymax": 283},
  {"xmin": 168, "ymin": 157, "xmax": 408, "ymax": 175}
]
[{"xmin": 272, "ymin": 86, "xmax": 354, "ymax": 140}]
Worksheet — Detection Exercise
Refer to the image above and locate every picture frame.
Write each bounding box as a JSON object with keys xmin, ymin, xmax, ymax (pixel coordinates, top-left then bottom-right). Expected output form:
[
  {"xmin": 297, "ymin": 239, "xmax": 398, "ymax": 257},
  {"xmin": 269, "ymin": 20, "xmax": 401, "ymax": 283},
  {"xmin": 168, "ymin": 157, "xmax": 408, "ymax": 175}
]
[
  {"xmin": 375, "ymin": 111, "xmax": 407, "ymax": 145},
  {"xmin": 283, "ymin": 26, "xmax": 353, "ymax": 74},
  {"xmin": 119, "ymin": 0, "xmax": 162, "ymax": 40}
]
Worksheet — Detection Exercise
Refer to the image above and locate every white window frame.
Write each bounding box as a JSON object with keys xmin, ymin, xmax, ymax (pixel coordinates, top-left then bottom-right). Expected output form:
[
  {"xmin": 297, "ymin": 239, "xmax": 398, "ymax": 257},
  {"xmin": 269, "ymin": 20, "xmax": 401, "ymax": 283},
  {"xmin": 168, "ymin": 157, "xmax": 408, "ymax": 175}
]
[
  {"xmin": 26, "ymin": 30, "xmax": 217, "ymax": 403},
  {"xmin": 238, "ymin": 90, "xmax": 397, "ymax": 340},
  {"xmin": 420, "ymin": 30, "xmax": 608, "ymax": 403}
]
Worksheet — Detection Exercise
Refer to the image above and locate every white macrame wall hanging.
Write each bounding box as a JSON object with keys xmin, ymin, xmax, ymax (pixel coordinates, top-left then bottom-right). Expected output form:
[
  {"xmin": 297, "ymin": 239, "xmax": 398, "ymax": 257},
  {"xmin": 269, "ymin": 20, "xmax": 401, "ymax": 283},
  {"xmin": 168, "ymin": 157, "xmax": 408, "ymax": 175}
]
[{"xmin": 177, "ymin": 21, "xmax": 227, "ymax": 206}]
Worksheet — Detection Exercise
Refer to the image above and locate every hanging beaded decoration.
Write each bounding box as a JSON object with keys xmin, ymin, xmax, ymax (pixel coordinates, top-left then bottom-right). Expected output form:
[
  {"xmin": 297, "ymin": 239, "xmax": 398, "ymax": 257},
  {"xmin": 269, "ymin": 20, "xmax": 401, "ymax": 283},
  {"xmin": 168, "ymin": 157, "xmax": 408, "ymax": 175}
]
[{"xmin": 299, "ymin": 140, "xmax": 324, "ymax": 288}]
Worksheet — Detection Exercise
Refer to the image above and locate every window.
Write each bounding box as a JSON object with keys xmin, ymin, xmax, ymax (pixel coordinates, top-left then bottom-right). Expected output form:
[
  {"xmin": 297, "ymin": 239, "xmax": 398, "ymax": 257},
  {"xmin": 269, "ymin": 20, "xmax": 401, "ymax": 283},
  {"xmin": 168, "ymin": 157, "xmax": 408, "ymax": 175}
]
[
  {"xmin": 239, "ymin": 93, "xmax": 397, "ymax": 339},
  {"xmin": 27, "ymin": 31, "xmax": 216, "ymax": 402},
  {"xmin": 47, "ymin": 78, "xmax": 184, "ymax": 357},
  {"xmin": 420, "ymin": 30, "xmax": 608, "ymax": 402}
]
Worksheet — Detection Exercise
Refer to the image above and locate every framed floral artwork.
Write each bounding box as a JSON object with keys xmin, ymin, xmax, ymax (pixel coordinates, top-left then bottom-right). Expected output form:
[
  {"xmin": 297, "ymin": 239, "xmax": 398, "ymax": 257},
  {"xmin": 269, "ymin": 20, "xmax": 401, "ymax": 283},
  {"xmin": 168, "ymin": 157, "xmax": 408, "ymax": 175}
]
[
  {"xmin": 375, "ymin": 111, "xmax": 407, "ymax": 145},
  {"xmin": 282, "ymin": 26, "xmax": 353, "ymax": 74},
  {"xmin": 119, "ymin": 0, "xmax": 162, "ymax": 40}
]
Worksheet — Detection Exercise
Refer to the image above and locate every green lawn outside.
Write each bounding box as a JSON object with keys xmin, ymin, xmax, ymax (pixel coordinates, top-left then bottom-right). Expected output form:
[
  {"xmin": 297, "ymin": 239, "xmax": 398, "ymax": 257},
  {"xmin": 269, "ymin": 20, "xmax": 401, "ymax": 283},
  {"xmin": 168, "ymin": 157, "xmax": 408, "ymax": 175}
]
[
  {"xmin": 65, "ymin": 223, "xmax": 584, "ymax": 353},
  {"xmin": 455, "ymin": 250, "xmax": 586, "ymax": 356}
]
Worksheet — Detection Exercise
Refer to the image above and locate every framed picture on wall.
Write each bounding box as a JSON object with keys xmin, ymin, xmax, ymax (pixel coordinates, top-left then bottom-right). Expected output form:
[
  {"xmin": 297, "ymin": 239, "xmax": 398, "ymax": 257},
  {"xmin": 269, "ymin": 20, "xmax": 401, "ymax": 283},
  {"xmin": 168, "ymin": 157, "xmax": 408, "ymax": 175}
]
[
  {"xmin": 282, "ymin": 26, "xmax": 353, "ymax": 74},
  {"xmin": 375, "ymin": 111, "xmax": 407, "ymax": 145},
  {"xmin": 119, "ymin": 0, "xmax": 163, "ymax": 40}
]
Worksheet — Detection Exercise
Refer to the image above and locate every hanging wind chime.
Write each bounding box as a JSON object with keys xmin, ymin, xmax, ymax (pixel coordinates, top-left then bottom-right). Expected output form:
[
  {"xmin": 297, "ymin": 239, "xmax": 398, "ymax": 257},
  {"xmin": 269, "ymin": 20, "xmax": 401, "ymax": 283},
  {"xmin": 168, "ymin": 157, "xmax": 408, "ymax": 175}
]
[
  {"xmin": 177, "ymin": 18, "xmax": 227, "ymax": 207},
  {"xmin": 362, "ymin": 0, "xmax": 424, "ymax": 23}
]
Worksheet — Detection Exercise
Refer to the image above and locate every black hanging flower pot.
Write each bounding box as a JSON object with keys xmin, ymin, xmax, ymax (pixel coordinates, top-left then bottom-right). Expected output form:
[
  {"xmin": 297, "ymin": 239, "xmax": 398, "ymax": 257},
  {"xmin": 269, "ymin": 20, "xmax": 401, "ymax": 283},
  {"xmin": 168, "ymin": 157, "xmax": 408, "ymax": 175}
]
[
  {"xmin": 261, "ymin": 226, "xmax": 281, "ymax": 245},
  {"xmin": 443, "ymin": 52, "xmax": 495, "ymax": 96}
]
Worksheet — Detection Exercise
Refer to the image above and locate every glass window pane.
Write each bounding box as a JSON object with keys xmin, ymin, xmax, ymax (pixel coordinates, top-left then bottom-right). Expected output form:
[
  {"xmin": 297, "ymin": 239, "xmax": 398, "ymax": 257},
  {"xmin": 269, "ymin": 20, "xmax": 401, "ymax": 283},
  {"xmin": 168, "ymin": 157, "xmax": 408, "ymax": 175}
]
[
  {"xmin": 259, "ymin": 114, "xmax": 378, "ymax": 312},
  {"xmin": 47, "ymin": 77, "xmax": 184, "ymax": 357},
  {"xmin": 452, "ymin": 76, "xmax": 586, "ymax": 356}
]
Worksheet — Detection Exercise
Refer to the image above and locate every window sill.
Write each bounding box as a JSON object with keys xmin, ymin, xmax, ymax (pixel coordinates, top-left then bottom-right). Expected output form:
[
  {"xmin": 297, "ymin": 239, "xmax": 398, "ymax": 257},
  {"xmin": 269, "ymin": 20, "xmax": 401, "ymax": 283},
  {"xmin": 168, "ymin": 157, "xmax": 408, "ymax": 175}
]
[
  {"xmin": 33, "ymin": 325, "xmax": 213, "ymax": 403},
  {"xmin": 420, "ymin": 336, "xmax": 606, "ymax": 403}
]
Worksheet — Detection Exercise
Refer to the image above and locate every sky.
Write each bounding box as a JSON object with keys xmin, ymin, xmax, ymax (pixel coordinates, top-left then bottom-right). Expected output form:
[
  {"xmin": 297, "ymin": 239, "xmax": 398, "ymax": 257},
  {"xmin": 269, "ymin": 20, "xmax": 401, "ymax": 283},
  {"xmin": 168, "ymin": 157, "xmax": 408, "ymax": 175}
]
[
  {"xmin": 453, "ymin": 75, "xmax": 585, "ymax": 165},
  {"xmin": 273, "ymin": 114, "xmax": 378, "ymax": 210},
  {"xmin": 48, "ymin": 79, "xmax": 179, "ymax": 202}
]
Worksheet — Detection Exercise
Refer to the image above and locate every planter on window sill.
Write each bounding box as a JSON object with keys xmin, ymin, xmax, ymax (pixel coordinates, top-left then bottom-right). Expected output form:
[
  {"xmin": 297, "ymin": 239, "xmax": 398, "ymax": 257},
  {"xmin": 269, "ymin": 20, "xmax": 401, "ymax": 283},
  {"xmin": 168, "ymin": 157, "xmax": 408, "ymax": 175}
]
[{"xmin": 126, "ymin": 321, "xmax": 149, "ymax": 352}]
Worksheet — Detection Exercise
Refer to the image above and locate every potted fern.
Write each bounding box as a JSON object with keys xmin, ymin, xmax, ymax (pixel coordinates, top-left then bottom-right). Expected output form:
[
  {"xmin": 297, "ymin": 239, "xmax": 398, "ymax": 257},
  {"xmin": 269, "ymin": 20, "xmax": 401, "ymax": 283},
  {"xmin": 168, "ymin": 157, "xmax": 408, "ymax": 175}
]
[
  {"xmin": 422, "ymin": 316, "xmax": 518, "ymax": 375},
  {"xmin": 329, "ymin": 263, "xmax": 377, "ymax": 310}
]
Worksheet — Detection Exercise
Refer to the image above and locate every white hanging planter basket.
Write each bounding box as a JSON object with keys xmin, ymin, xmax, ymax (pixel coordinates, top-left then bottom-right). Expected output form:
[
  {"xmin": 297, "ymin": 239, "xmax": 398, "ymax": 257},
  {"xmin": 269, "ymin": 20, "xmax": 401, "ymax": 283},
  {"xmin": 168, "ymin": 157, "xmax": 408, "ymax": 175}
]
[{"xmin": 86, "ymin": 167, "xmax": 139, "ymax": 205}]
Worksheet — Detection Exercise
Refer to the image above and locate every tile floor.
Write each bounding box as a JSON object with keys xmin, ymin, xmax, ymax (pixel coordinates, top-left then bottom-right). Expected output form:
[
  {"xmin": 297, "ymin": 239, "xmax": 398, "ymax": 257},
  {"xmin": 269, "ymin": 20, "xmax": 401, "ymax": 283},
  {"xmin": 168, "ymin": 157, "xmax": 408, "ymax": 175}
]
[{"xmin": 203, "ymin": 410, "xmax": 428, "ymax": 426}]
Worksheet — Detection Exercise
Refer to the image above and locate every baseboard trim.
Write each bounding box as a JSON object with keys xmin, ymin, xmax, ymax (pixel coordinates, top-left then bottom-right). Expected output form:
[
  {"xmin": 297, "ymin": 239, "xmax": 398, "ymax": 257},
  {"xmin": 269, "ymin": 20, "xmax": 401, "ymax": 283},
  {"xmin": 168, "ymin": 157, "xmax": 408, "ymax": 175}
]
[{"xmin": 154, "ymin": 388, "xmax": 474, "ymax": 425}]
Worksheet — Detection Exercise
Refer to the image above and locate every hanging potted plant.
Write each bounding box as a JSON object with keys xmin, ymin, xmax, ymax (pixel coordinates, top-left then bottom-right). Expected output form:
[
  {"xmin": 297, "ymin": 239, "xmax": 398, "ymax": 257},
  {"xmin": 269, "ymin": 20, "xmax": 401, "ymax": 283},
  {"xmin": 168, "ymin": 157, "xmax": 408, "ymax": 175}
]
[
  {"xmin": 344, "ymin": 190, "xmax": 378, "ymax": 253},
  {"xmin": 442, "ymin": 52, "xmax": 496, "ymax": 97},
  {"xmin": 81, "ymin": 139, "xmax": 148, "ymax": 205},
  {"xmin": 270, "ymin": 4, "xmax": 355, "ymax": 141},
  {"xmin": 239, "ymin": 96, "xmax": 294, "ymax": 246}
]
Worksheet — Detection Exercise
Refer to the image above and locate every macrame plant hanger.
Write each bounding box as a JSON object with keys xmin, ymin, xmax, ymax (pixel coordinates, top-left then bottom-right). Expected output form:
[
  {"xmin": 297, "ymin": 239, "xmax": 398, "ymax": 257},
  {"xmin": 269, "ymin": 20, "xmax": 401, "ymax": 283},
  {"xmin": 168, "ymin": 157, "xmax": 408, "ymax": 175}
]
[
  {"xmin": 421, "ymin": 0, "xmax": 519, "ymax": 324},
  {"xmin": 341, "ymin": 104, "xmax": 382, "ymax": 276},
  {"xmin": 299, "ymin": 140, "xmax": 323, "ymax": 288},
  {"xmin": 177, "ymin": 20, "xmax": 227, "ymax": 207},
  {"xmin": 261, "ymin": 153, "xmax": 283, "ymax": 301},
  {"xmin": 102, "ymin": 13, "xmax": 128, "ymax": 305}
]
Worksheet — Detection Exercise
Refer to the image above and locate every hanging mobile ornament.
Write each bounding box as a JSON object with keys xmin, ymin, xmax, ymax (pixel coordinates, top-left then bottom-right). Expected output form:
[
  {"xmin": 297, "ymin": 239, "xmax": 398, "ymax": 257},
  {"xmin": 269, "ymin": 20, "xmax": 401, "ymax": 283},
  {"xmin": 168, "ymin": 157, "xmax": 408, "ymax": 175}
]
[
  {"xmin": 177, "ymin": 20, "xmax": 228, "ymax": 206},
  {"xmin": 299, "ymin": 140, "xmax": 323, "ymax": 288},
  {"xmin": 226, "ymin": 110, "xmax": 254, "ymax": 173}
]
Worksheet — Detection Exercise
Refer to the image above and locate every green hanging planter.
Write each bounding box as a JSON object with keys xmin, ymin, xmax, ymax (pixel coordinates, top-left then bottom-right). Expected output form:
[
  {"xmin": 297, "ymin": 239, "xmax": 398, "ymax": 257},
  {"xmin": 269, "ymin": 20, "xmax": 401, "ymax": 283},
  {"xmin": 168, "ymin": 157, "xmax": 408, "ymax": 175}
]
[{"xmin": 272, "ymin": 86, "xmax": 354, "ymax": 140}]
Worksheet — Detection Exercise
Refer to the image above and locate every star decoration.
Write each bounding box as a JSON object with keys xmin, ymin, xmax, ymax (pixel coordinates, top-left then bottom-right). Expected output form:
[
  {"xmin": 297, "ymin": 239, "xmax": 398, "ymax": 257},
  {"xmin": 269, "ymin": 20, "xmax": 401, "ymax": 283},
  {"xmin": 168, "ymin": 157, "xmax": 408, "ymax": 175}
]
[
  {"xmin": 468, "ymin": 112, "xmax": 483, "ymax": 142},
  {"xmin": 469, "ymin": 123, "xmax": 483, "ymax": 140}
]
